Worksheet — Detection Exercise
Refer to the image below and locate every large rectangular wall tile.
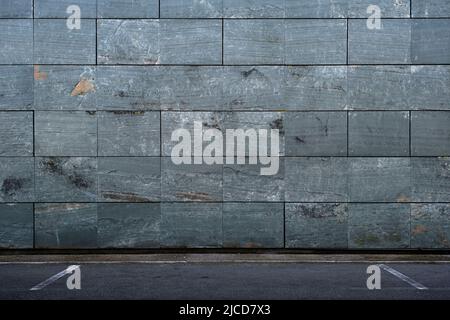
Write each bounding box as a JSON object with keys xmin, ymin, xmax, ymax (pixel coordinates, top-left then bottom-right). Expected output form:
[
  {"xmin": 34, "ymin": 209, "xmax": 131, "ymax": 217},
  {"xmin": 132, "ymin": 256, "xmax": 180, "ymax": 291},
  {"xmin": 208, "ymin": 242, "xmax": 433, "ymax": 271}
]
[
  {"xmin": 286, "ymin": 203, "xmax": 348, "ymax": 249},
  {"xmin": 0, "ymin": 112, "xmax": 33, "ymax": 156},
  {"xmin": 349, "ymin": 158, "xmax": 410, "ymax": 202},
  {"xmin": 35, "ymin": 203, "xmax": 97, "ymax": 248},
  {"xmin": 34, "ymin": 19, "xmax": 96, "ymax": 64},
  {"xmin": 0, "ymin": 66, "xmax": 33, "ymax": 109},
  {"xmin": 98, "ymin": 157, "xmax": 161, "ymax": 202},
  {"xmin": 223, "ymin": 159, "xmax": 284, "ymax": 202},
  {"xmin": 412, "ymin": 0, "xmax": 450, "ymax": 17},
  {"xmin": 412, "ymin": 20, "xmax": 450, "ymax": 64},
  {"xmin": 412, "ymin": 112, "xmax": 450, "ymax": 156},
  {"xmin": 97, "ymin": 20, "xmax": 160, "ymax": 65},
  {"xmin": 160, "ymin": 19, "xmax": 222, "ymax": 65},
  {"xmin": 0, "ymin": 158, "xmax": 34, "ymax": 202},
  {"xmin": 98, "ymin": 111, "xmax": 160, "ymax": 156},
  {"xmin": 222, "ymin": 66, "xmax": 284, "ymax": 111},
  {"xmin": 223, "ymin": 203, "xmax": 284, "ymax": 248},
  {"xmin": 35, "ymin": 0, "xmax": 97, "ymax": 18},
  {"xmin": 1, "ymin": 0, "xmax": 32, "ymax": 18},
  {"xmin": 160, "ymin": 67, "xmax": 223, "ymax": 111},
  {"xmin": 224, "ymin": 0, "xmax": 284, "ymax": 18},
  {"xmin": 349, "ymin": 112, "xmax": 410, "ymax": 156},
  {"xmin": 285, "ymin": 0, "xmax": 347, "ymax": 18},
  {"xmin": 285, "ymin": 19, "xmax": 347, "ymax": 64},
  {"xmin": 285, "ymin": 158, "xmax": 349, "ymax": 202},
  {"xmin": 224, "ymin": 20, "xmax": 284, "ymax": 64},
  {"xmin": 411, "ymin": 204, "xmax": 450, "ymax": 249},
  {"xmin": 162, "ymin": 111, "xmax": 225, "ymax": 156},
  {"xmin": 348, "ymin": 19, "xmax": 411, "ymax": 64},
  {"xmin": 96, "ymin": 66, "xmax": 161, "ymax": 110},
  {"xmin": 285, "ymin": 112, "xmax": 347, "ymax": 156},
  {"xmin": 161, "ymin": 0, "xmax": 222, "ymax": 18},
  {"xmin": 35, "ymin": 157, "xmax": 97, "ymax": 202},
  {"xmin": 34, "ymin": 66, "xmax": 96, "ymax": 110},
  {"xmin": 98, "ymin": 203, "xmax": 160, "ymax": 248},
  {"xmin": 161, "ymin": 203, "xmax": 222, "ymax": 248},
  {"xmin": 283, "ymin": 66, "xmax": 347, "ymax": 111},
  {"xmin": 348, "ymin": 66, "xmax": 411, "ymax": 110},
  {"xmin": 0, "ymin": 20, "xmax": 33, "ymax": 64},
  {"xmin": 97, "ymin": 0, "xmax": 159, "ymax": 18},
  {"xmin": 35, "ymin": 111, "xmax": 97, "ymax": 156},
  {"xmin": 348, "ymin": 203, "xmax": 410, "ymax": 249},
  {"xmin": 0, "ymin": 204, "xmax": 33, "ymax": 248},
  {"xmin": 410, "ymin": 66, "xmax": 450, "ymax": 110},
  {"xmin": 162, "ymin": 158, "xmax": 223, "ymax": 202},
  {"xmin": 412, "ymin": 158, "xmax": 450, "ymax": 202}
]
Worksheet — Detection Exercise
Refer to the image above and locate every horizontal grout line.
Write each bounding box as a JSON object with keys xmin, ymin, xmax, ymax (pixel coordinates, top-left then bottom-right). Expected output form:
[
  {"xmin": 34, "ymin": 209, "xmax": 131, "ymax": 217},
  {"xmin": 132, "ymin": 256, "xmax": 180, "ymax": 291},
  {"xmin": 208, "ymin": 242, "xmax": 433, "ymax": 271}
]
[
  {"xmin": 2, "ymin": 64, "xmax": 450, "ymax": 67},
  {"xmin": 2, "ymin": 156, "xmax": 450, "ymax": 158},
  {"xmin": 3, "ymin": 17, "xmax": 450, "ymax": 20},
  {"xmin": 4, "ymin": 109, "xmax": 450, "ymax": 112},
  {"xmin": 2, "ymin": 202, "xmax": 450, "ymax": 204}
]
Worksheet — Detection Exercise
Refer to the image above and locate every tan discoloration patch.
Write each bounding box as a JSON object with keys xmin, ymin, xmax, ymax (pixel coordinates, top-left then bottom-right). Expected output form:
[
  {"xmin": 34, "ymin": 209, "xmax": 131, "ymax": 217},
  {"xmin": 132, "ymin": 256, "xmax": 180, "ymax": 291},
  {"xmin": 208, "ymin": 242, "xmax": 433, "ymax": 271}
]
[
  {"xmin": 35, "ymin": 203, "xmax": 91, "ymax": 214},
  {"xmin": 34, "ymin": 66, "xmax": 47, "ymax": 80},
  {"xmin": 397, "ymin": 194, "xmax": 411, "ymax": 203},
  {"xmin": 412, "ymin": 225, "xmax": 428, "ymax": 235},
  {"xmin": 176, "ymin": 192, "xmax": 213, "ymax": 201},
  {"xmin": 71, "ymin": 78, "xmax": 95, "ymax": 96},
  {"xmin": 102, "ymin": 192, "xmax": 152, "ymax": 202}
]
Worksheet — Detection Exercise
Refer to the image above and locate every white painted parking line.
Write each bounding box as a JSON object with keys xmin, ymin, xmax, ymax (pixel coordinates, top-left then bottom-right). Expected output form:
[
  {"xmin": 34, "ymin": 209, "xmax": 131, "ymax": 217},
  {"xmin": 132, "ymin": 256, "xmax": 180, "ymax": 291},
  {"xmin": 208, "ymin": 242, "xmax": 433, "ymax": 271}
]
[
  {"xmin": 30, "ymin": 265, "xmax": 79, "ymax": 291},
  {"xmin": 379, "ymin": 264, "xmax": 428, "ymax": 290}
]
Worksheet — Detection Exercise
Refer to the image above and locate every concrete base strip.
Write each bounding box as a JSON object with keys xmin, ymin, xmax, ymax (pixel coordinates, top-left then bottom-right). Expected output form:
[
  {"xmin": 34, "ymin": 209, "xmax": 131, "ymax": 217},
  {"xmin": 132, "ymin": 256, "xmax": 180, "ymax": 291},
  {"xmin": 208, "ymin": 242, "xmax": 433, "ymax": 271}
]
[
  {"xmin": 379, "ymin": 264, "xmax": 428, "ymax": 290},
  {"xmin": 30, "ymin": 265, "xmax": 79, "ymax": 291}
]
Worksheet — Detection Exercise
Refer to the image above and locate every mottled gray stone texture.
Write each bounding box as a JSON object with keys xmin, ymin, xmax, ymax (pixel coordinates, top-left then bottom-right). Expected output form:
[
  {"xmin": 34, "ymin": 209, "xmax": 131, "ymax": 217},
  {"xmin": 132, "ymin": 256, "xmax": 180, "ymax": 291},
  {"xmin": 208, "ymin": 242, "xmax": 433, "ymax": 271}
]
[
  {"xmin": 0, "ymin": 204, "xmax": 33, "ymax": 248},
  {"xmin": 98, "ymin": 203, "xmax": 160, "ymax": 248},
  {"xmin": 35, "ymin": 203, "xmax": 97, "ymax": 248},
  {"xmin": 348, "ymin": 203, "xmax": 410, "ymax": 249},
  {"xmin": 2, "ymin": 1, "xmax": 450, "ymax": 250},
  {"xmin": 286, "ymin": 203, "xmax": 348, "ymax": 249},
  {"xmin": 223, "ymin": 203, "xmax": 284, "ymax": 248}
]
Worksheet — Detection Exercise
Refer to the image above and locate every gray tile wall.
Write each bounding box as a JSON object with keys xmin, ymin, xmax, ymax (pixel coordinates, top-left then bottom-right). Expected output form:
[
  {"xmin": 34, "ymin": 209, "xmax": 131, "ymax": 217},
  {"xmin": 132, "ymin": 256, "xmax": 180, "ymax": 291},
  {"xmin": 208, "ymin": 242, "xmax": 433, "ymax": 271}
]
[{"xmin": 1, "ymin": 0, "xmax": 450, "ymax": 250}]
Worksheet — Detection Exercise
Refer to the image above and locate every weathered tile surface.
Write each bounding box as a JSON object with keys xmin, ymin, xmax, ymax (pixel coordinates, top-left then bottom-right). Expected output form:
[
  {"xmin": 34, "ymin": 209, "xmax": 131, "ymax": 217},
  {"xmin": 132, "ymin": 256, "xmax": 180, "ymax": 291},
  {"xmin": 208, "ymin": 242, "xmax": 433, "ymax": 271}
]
[
  {"xmin": 348, "ymin": 19, "xmax": 411, "ymax": 64},
  {"xmin": 35, "ymin": 203, "xmax": 97, "ymax": 248},
  {"xmin": 412, "ymin": 112, "xmax": 450, "ymax": 156},
  {"xmin": 348, "ymin": 203, "xmax": 410, "ymax": 249},
  {"xmin": 35, "ymin": 111, "xmax": 97, "ymax": 156},
  {"xmin": 0, "ymin": 66, "xmax": 33, "ymax": 110},
  {"xmin": 35, "ymin": 157, "xmax": 97, "ymax": 202},
  {"xmin": 0, "ymin": 204, "xmax": 33, "ymax": 248},
  {"xmin": 162, "ymin": 158, "xmax": 222, "ymax": 202},
  {"xmin": 98, "ymin": 157, "xmax": 161, "ymax": 202},
  {"xmin": 411, "ymin": 204, "xmax": 450, "ymax": 249},
  {"xmin": 412, "ymin": 19, "xmax": 450, "ymax": 64},
  {"xmin": 412, "ymin": 0, "xmax": 450, "ymax": 18},
  {"xmin": 98, "ymin": 203, "xmax": 160, "ymax": 248},
  {"xmin": 224, "ymin": 0, "xmax": 284, "ymax": 18},
  {"xmin": 34, "ymin": 0, "xmax": 97, "ymax": 18},
  {"xmin": 223, "ymin": 203, "xmax": 284, "ymax": 248},
  {"xmin": 34, "ymin": 66, "xmax": 97, "ymax": 110},
  {"xmin": 412, "ymin": 158, "xmax": 450, "ymax": 202},
  {"xmin": 286, "ymin": 203, "xmax": 348, "ymax": 249},
  {"xmin": 160, "ymin": 19, "xmax": 222, "ymax": 65},
  {"xmin": 224, "ymin": 20, "xmax": 284, "ymax": 65},
  {"xmin": 0, "ymin": 112, "xmax": 33, "ymax": 156},
  {"xmin": 1, "ymin": 0, "xmax": 33, "ymax": 18},
  {"xmin": 98, "ymin": 111, "xmax": 160, "ymax": 156},
  {"xmin": 349, "ymin": 112, "xmax": 410, "ymax": 156},
  {"xmin": 285, "ymin": 158, "xmax": 349, "ymax": 202},
  {"xmin": 285, "ymin": 19, "xmax": 347, "ymax": 64},
  {"xmin": 410, "ymin": 66, "xmax": 450, "ymax": 110},
  {"xmin": 223, "ymin": 159, "xmax": 284, "ymax": 202},
  {"xmin": 0, "ymin": 20, "xmax": 33, "ymax": 64},
  {"xmin": 285, "ymin": 0, "xmax": 346, "ymax": 18},
  {"xmin": 347, "ymin": 0, "xmax": 410, "ymax": 18},
  {"xmin": 161, "ymin": 0, "xmax": 223, "ymax": 18},
  {"xmin": 97, "ymin": 0, "xmax": 159, "ymax": 18},
  {"xmin": 349, "ymin": 158, "xmax": 411, "ymax": 202},
  {"xmin": 34, "ymin": 19, "xmax": 96, "ymax": 64},
  {"xmin": 0, "ymin": 158, "xmax": 34, "ymax": 203},
  {"xmin": 285, "ymin": 112, "xmax": 347, "ymax": 156},
  {"xmin": 161, "ymin": 203, "xmax": 222, "ymax": 248}
]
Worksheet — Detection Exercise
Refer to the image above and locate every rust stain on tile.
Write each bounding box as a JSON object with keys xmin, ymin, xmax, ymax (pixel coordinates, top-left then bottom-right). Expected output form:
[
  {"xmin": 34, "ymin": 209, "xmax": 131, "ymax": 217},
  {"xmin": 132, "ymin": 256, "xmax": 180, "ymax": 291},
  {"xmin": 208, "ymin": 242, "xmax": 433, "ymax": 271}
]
[
  {"xmin": 34, "ymin": 66, "xmax": 47, "ymax": 80},
  {"xmin": 412, "ymin": 225, "xmax": 428, "ymax": 235},
  {"xmin": 176, "ymin": 192, "xmax": 214, "ymax": 201},
  {"xmin": 71, "ymin": 78, "xmax": 95, "ymax": 96}
]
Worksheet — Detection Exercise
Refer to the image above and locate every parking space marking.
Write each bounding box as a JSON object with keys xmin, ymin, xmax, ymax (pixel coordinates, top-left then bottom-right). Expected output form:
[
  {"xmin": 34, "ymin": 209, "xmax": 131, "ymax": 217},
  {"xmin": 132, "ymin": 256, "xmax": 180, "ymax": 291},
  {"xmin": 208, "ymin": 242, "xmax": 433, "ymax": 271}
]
[
  {"xmin": 379, "ymin": 264, "xmax": 428, "ymax": 290},
  {"xmin": 30, "ymin": 265, "xmax": 80, "ymax": 291}
]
